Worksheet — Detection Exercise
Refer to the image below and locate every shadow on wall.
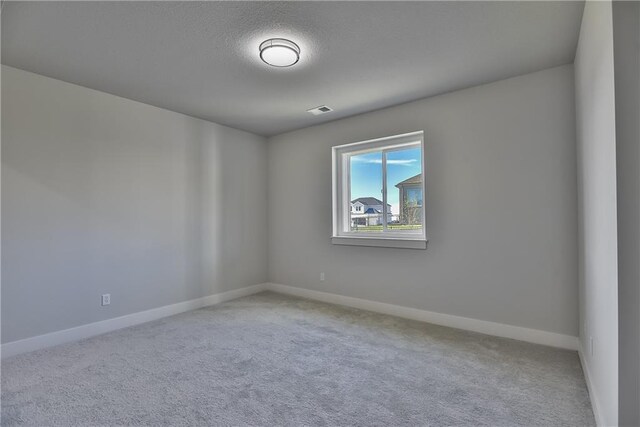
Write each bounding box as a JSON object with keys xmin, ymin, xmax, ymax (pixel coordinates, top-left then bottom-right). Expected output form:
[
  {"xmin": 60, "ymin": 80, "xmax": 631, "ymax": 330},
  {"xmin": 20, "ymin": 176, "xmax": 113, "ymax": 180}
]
[{"xmin": 195, "ymin": 121, "xmax": 269, "ymax": 298}]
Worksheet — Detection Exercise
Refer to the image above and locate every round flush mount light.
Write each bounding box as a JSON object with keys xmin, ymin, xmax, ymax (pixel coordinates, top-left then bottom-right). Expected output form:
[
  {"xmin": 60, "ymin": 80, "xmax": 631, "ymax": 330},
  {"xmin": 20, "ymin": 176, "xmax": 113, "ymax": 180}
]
[{"xmin": 259, "ymin": 38, "xmax": 300, "ymax": 67}]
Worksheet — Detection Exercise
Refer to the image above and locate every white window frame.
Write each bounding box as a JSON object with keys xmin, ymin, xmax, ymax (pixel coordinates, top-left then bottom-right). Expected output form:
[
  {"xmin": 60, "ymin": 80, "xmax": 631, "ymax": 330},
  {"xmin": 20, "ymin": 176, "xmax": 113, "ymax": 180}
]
[{"xmin": 332, "ymin": 131, "xmax": 427, "ymax": 249}]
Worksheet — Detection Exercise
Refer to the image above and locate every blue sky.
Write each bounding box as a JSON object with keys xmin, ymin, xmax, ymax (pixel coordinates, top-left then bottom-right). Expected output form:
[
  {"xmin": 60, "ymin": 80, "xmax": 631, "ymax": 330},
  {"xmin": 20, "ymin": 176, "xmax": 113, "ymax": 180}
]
[{"xmin": 350, "ymin": 146, "xmax": 422, "ymax": 214}]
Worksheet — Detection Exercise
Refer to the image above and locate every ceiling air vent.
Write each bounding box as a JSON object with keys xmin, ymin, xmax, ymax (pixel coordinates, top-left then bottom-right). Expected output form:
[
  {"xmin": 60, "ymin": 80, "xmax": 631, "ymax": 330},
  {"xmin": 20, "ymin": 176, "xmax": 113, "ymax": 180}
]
[{"xmin": 307, "ymin": 105, "xmax": 333, "ymax": 115}]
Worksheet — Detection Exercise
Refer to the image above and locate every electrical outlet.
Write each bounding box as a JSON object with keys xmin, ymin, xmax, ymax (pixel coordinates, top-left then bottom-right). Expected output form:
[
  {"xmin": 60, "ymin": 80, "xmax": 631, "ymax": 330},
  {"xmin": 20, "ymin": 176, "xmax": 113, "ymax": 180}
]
[
  {"xmin": 101, "ymin": 294, "xmax": 111, "ymax": 306},
  {"xmin": 320, "ymin": 272, "xmax": 325, "ymax": 282}
]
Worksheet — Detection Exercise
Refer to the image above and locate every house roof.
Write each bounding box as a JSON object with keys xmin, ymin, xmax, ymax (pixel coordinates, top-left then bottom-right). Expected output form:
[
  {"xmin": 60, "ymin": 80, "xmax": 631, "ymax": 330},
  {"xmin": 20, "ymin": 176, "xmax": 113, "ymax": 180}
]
[
  {"xmin": 351, "ymin": 197, "xmax": 390, "ymax": 207},
  {"xmin": 364, "ymin": 208, "xmax": 381, "ymax": 214},
  {"xmin": 395, "ymin": 174, "xmax": 422, "ymax": 188}
]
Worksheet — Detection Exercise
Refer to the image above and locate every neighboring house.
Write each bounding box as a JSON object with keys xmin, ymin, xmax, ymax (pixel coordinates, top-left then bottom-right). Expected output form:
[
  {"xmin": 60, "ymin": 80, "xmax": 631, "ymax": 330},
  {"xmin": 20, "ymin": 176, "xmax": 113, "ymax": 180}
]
[
  {"xmin": 350, "ymin": 197, "xmax": 392, "ymax": 226},
  {"xmin": 395, "ymin": 174, "xmax": 423, "ymax": 224}
]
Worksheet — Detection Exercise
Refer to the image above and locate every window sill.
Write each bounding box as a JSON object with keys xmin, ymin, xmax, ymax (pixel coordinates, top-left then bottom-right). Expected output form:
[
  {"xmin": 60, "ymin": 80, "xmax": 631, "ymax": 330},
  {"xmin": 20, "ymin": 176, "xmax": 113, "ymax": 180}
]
[{"xmin": 331, "ymin": 236, "xmax": 428, "ymax": 249}]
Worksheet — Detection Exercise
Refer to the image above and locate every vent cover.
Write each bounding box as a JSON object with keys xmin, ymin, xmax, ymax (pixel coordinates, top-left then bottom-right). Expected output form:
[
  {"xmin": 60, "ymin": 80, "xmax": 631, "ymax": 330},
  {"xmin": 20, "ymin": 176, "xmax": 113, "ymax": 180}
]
[{"xmin": 307, "ymin": 105, "xmax": 333, "ymax": 115}]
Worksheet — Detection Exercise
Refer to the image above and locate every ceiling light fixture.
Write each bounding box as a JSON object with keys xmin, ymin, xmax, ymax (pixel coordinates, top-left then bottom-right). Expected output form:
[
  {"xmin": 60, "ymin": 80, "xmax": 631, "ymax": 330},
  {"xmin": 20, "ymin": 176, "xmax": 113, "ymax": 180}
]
[{"xmin": 259, "ymin": 38, "xmax": 300, "ymax": 67}]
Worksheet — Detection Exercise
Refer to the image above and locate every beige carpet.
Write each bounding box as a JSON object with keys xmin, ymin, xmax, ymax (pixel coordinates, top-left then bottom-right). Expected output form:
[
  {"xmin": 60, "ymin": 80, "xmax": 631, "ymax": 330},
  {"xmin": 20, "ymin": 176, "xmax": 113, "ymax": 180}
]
[{"xmin": 2, "ymin": 291, "xmax": 594, "ymax": 426}]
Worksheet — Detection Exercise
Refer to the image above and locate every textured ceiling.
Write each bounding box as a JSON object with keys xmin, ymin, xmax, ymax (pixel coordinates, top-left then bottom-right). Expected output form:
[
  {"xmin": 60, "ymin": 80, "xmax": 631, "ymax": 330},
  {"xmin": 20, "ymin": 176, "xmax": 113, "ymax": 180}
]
[{"xmin": 1, "ymin": 1, "xmax": 584, "ymax": 136}]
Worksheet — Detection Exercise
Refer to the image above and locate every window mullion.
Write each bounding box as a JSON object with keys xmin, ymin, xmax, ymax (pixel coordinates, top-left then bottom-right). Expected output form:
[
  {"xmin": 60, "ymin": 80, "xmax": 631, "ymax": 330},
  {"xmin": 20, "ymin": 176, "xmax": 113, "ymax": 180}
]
[
  {"xmin": 344, "ymin": 154, "xmax": 351, "ymax": 233},
  {"xmin": 382, "ymin": 150, "xmax": 388, "ymax": 231}
]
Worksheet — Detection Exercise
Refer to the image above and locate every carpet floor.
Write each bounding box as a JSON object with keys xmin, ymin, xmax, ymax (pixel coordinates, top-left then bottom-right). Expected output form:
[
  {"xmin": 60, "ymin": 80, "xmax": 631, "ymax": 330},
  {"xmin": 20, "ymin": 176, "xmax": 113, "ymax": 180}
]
[{"xmin": 2, "ymin": 291, "xmax": 594, "ymax": 426}]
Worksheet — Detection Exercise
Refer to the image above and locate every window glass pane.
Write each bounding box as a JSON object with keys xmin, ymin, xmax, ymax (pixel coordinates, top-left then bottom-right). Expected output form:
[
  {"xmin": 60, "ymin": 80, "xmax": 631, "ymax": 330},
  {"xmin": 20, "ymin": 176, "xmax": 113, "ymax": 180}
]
[
  {"xmin": 386, "ymin": 146, "xmax": 423, "ymax": 232},
  {"xmin": 406, "ymin": 188, "xmax": 423, "ymax": 206},
  {"xmin": 349, "ymin": 151, "xmax": 384, "ymax": 232}
]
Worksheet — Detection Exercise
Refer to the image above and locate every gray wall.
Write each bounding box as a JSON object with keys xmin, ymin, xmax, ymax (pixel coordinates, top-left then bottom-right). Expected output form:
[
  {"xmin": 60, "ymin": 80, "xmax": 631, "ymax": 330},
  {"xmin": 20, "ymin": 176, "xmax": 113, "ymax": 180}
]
[
  {"xmin": 613, "ymin": 2, "xmax": 640, "ymax": 425},
  {"xmin": 1, "ymin": 66, "xmax": 268, "ymax": 343},
  {"xmin": 268, "ymin": 65, "xmax": 578, "ymax": 337},
  {"xmin": 574, "ymin": 1, "xmax": 619, "ymax": 425}
]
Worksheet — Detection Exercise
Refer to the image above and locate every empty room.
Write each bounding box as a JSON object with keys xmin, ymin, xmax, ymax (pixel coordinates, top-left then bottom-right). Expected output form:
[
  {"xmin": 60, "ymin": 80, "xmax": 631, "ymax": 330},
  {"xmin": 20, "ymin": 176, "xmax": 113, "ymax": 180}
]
[{"xmin": 1, "ymin": 1, "xmax": 638, "ymax": 426}]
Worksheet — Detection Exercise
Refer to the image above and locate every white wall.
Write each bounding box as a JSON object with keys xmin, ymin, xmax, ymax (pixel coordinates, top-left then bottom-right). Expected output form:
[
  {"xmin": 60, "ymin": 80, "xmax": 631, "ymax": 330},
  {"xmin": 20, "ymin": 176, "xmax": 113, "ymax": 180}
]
[
  {"xmin": 268, "ymin": 65, "xmax": 578, "ymax": 337},
  {"xmin": 613, "ymin": 2, "xmax": 640, "ymax": 425},
  {"xmin": 1, "ymin": 66, "xmax": 268, "ymax": 343},
  {"xmin": 574, "ymin": 2, "xmax": 619, "ymax": 425}
]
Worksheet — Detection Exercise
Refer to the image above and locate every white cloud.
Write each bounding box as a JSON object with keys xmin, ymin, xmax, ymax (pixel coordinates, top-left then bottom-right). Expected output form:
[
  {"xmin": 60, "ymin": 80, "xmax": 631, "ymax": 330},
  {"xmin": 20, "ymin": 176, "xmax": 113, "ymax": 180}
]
[
  {"xmin": 388, "ymin": 159, "xmax": 417, "ymax": 165},
  {"xmin": 352, "ymin": 158, "xmax": 417, "ymax": 166}
]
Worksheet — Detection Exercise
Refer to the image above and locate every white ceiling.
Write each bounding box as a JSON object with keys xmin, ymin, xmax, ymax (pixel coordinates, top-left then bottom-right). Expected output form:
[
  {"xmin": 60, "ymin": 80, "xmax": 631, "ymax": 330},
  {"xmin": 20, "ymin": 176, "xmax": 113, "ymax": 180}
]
[{"xmin": 1, "ymin": 1, "xmax": 584, "ymax": 136}]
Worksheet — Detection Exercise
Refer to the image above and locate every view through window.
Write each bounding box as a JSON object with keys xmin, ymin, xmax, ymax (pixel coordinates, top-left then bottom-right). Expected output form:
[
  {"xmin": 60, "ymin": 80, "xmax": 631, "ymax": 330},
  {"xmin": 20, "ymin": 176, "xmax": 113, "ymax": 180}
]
[{"xmin": 349, "ymin": 145, "xmax": 422, "ymax": 233}]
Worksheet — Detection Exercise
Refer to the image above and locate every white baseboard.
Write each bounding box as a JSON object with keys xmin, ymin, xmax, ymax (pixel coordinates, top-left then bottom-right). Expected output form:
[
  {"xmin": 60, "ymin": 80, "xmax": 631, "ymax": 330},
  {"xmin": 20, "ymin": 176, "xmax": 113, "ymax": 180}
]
[
  {"xmin": 264, "ymin": 283, "xmax": 580, "ymax": 350},
  {"xmin": 578, "ymin": 344, "xmax": 605, "ymax": 426},
  {"xmin": 1, "ymin": 283, "xmax": 268, "ymax": 359},
  {"xmin": 2, "ymin": 282, "xmax": 579, "ymax": 358}
]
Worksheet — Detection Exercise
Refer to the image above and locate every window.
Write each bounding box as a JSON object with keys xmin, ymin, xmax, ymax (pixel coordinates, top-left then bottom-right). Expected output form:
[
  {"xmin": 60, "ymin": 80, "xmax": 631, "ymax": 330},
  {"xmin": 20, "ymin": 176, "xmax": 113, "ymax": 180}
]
[
  {"xmin": 332, "ymin": 131, "xmax": 427, "ymax": 249},
  {"xmin": 406, "ymin": 188, "xmax": 423, "ymax": 207}
]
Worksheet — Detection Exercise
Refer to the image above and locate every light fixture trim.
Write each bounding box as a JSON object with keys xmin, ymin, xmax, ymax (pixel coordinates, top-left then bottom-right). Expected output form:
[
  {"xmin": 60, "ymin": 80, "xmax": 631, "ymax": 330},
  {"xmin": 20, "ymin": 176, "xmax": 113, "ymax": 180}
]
[{"xmin": 259, "ymin": 38, "xmax": 301, "ymax": 67}]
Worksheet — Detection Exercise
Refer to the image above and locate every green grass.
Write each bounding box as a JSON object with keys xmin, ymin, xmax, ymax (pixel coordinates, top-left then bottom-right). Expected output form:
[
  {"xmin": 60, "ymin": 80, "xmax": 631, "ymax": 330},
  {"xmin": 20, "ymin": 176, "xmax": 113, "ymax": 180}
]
[{"xmin": 351, "ymin": 224, "xmax": 422, "ymax": 232}]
